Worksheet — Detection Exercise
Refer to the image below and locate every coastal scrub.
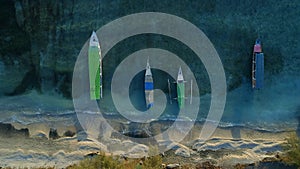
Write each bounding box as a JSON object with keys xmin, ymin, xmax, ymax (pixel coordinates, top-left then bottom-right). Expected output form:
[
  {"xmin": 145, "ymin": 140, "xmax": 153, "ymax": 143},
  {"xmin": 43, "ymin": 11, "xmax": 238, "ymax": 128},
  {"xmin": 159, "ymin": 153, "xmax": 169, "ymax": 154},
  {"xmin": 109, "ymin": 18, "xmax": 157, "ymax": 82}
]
[{"xmin": 282, "ymin": 133, "xmax": 300, "ymax": 168}]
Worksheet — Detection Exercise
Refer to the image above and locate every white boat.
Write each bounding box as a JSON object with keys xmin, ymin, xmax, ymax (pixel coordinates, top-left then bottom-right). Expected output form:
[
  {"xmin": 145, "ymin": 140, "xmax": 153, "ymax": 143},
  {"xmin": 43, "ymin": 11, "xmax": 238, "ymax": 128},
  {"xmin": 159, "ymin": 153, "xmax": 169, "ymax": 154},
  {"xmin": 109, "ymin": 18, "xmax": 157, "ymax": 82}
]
[{"xmin": 144, "ymin": 58, "xmax": 154, "ymax": 108}]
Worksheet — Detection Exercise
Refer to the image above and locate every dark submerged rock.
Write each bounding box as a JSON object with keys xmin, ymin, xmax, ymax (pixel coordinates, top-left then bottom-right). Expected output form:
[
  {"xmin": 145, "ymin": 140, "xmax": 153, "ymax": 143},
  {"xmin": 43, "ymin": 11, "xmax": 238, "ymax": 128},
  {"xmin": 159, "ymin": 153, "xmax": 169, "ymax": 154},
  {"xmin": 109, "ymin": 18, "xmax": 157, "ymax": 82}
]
[{"xmin": 49, "ymin": 128, "xmax": 60, "ymax": 139}]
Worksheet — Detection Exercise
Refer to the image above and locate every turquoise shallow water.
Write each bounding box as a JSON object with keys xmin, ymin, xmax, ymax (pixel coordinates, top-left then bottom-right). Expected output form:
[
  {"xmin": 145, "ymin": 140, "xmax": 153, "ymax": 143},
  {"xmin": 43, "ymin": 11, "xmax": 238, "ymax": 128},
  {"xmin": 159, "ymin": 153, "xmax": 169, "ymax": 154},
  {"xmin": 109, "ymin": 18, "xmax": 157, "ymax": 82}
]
[
  {"xmin": 221, "ymin": 74, "xmax": 300, "ymax": 131},
  {"xmin": 0, "ymin": 73, "xmax": 299, "ymax": 133}
]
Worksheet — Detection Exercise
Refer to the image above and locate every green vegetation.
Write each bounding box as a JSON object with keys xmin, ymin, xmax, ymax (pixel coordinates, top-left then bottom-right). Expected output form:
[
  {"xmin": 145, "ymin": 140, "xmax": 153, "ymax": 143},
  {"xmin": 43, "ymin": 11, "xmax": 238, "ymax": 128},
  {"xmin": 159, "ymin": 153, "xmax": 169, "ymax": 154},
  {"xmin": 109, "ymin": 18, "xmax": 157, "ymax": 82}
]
[
  {"xmin": 0, "ymin": 167, "xmax": 55, "ymax": 169},
  {"xmin": 142, "ymin": 146, "xmax": 162, "ymax": 169},
  {"xmin": 282, "ymin": 133, "xmax": 300, "ymax": 168},
  {"xmin": 65, "ymin": 151, "xmax": 162, "ymax": 169},
  {"xmin": 144, "ymin": 156, "xmax": 163, "ymax": 168},
  {"xmin": 67, "ymin": 152, "xmax": 120, "ymax": 169},
  {"xmin": 1, "ymin": 152, "xmax": 163, "ymax": 169}
]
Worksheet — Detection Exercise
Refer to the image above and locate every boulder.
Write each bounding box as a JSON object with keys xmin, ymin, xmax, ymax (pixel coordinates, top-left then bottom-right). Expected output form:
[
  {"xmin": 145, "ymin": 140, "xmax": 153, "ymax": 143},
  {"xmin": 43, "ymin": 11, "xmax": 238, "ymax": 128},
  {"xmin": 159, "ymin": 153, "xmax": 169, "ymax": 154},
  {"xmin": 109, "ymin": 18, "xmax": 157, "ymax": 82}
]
[
  {"xmin": 175, "ymin": 147, "xmax": 191, "ymax": 158},
  {"xmin": 166, "ymin": 163, "xmax": 180, "ymax": 169},
  {"xmin": 126, "ymin": 144, "xmax": 149, "ymax": 158},
  {"xmin": 49, "ymin": 128, "xmax": 60, "ymax": 139}
]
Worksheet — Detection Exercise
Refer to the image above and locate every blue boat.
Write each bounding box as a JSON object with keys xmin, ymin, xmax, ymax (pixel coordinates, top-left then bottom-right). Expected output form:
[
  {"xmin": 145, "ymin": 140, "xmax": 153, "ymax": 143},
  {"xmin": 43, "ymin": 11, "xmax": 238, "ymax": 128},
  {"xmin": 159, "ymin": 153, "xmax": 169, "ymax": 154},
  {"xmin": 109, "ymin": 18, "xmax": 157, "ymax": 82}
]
[
  {"xmin": 252, "ymin": 39, "xmax": 264, "ymax": 89},
  {"xmin": 144, "ymin": 58, "xmax": 154, "ymax": 108}
]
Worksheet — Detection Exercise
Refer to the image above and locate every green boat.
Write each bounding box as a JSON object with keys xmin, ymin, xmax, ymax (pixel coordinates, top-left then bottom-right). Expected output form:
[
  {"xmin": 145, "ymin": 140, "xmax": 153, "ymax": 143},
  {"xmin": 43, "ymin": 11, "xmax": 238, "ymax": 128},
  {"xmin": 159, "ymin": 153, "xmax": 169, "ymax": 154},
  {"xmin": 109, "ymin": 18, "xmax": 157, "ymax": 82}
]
[
  {"xmin": 88, "ymin": 31, "xmax": 102, "ymax": 100},
  {"xmin": 176, "ymin": 67, "xmax": 185, "ymax": 109}
]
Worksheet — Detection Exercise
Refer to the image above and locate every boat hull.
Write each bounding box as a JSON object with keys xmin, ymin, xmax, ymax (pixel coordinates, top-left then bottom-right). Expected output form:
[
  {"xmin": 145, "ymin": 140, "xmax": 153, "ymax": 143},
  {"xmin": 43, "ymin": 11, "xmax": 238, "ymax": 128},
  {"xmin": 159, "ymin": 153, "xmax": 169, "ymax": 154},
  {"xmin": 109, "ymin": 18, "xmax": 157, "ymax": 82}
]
[
  {"xmin": 144, "ymin": 59, "xmax": 154, "ymax": 108},
  {"xmin": 177, "ymin": 82, "xmax": 185, "ymax": 109},
  {"xmin": 252, "ymin": 39, "xmax": 264, "ymax": 89},
  {"xmin": 176, "ymin": 67, "xmax": 185, "ymax": 109},
  {"xmin": 145, "ymin": 76, "xmax": 154, "ymax": 108},
  {"xmin": 88, "ymin": 32, "xmax": 102, "ymax": 100},
  {"xmin": 254, "ymin": 53, "xmax": 264, "ymax": 89}
]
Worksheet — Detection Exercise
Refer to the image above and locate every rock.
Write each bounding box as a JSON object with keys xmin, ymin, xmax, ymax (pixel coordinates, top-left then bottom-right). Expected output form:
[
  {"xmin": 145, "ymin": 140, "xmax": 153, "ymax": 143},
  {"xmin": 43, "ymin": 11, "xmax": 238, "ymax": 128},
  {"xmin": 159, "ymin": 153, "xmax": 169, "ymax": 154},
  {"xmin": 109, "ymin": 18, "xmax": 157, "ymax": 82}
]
[
  {"xmin": 121, "ymin": 140, "xmax": 137, "ymax": 147},
  {"xmin": 126, "ymin": 144, "xmax": 149, "ymax": 158},
  {"xmin": 123, "ymin": 129, "xmax": 151, "ymax": 138},
  {"xmin": 63, "ymin": 130, "xmax": 75, "ymax": 137},
  {"xmin": 0, "ymin": 123, "xmax": 29, "ymax": 137},
  {"xmin": 166, "ymin": 142, "xmax": 181, "ymax": 150},
  {"xmin": 192, "ymin": 141, "xmax": 205, "ymax": 151},
  {"xmin": 78, "ymin": 141, "xmax": 107, "ymax": 152},
  {"xmin": 195, "ymin": 161, "xmax": 221, "ymax": 169},
  {"xmin": 76, "ymin": 131, "xmax": 87, "ymax": 141},
  {"xmin": 33, "ymin": 132, "xmax": 48, "ymax": 139},
  {"xmin": 166, "ymin": 142, "xmax": 190, "ymax": 151},
  {"xmin": 191, "ymin": 150, "xmax": 198, "ymax": 155},
  {"xmin": 109, "ymin": 138, "xmax": 122, "ymax": 145},
  {"xmin": 49, "ymin": 128, "xmax": 60, "ymax": 139},
  {"xmin": 175, "ymin": 147, "xmax": 191, "ymax": 158},
  {"xmin": 164, "ymin": 142, "xmax": 192, "ymax": 157},
  {"xmin": 166, "ymin": 163, "xmax": 180, "ymax": 169},
  {"xmin": 84, "ymin": 152, "xmax": 100, "ymax": 158},
  {"xmin": 262, "ymin": 156, "xmax": 279, "ymax": 162}
]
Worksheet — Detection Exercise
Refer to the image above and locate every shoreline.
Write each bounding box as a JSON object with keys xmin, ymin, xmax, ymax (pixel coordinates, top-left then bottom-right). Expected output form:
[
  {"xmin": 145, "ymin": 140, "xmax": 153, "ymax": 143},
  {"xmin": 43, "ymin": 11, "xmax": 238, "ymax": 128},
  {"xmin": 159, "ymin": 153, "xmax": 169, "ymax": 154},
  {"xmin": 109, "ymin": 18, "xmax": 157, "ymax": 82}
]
[{"xmin": 0, "ymin": 120, "xmax": 296, "ymax": 168}]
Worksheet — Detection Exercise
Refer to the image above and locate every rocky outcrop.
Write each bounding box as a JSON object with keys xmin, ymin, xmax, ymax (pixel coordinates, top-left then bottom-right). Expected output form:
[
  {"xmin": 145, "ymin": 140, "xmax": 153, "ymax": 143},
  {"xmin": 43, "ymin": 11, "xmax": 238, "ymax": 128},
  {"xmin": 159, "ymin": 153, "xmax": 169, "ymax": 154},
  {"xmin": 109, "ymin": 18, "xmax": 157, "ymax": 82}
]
[{"xmin": 0, "ymin": 123, "xmax": 29, "ymax": 137}]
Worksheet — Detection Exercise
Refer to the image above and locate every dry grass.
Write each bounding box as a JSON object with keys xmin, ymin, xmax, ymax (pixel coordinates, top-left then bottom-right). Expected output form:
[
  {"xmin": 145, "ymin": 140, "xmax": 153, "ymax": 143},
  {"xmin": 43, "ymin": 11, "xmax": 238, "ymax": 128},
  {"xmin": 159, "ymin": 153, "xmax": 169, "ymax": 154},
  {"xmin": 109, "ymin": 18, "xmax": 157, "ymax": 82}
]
[{"xmin": 281, "ymin": 132, "xmax": 300, "ymax": 168}]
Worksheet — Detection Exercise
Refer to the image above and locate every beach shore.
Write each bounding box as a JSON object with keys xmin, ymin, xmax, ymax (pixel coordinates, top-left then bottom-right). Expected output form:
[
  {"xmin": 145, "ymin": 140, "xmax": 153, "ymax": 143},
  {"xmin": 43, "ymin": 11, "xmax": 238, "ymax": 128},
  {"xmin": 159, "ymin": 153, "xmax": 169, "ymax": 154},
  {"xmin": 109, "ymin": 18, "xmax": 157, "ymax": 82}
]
[{"xmin": 0, "ymin": 120, "xmax": 294, "ymax": 169}]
